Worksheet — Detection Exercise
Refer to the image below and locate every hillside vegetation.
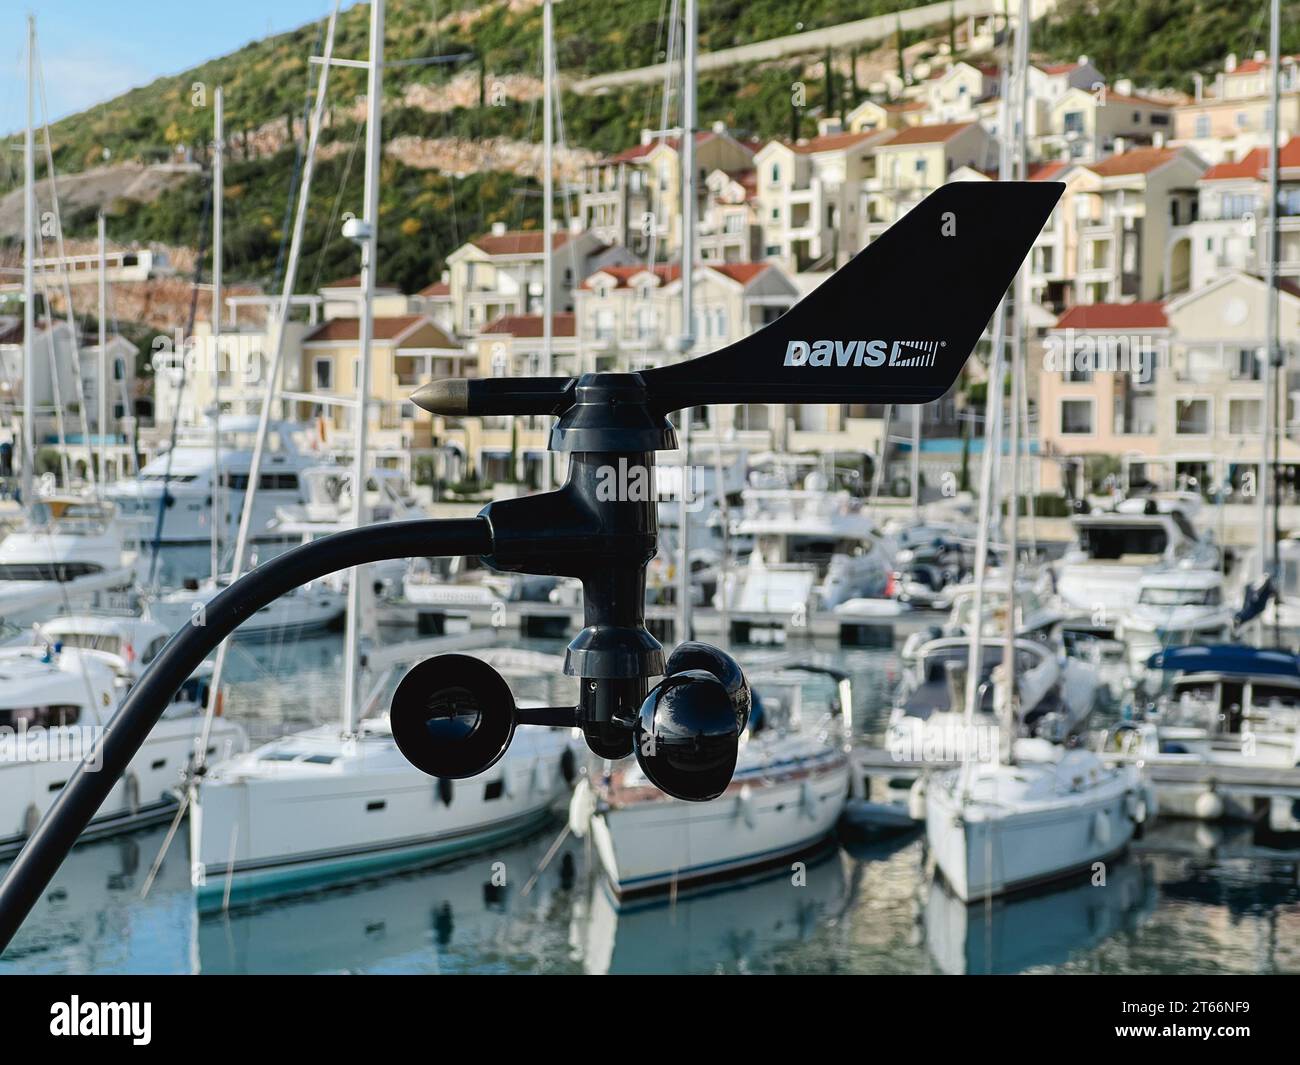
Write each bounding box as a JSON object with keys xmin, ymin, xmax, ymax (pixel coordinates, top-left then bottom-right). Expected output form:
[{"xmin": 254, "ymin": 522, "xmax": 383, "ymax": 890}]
[{"xmin": 5, "ymin": 0, "xmax": 1297, "ymax": 299}]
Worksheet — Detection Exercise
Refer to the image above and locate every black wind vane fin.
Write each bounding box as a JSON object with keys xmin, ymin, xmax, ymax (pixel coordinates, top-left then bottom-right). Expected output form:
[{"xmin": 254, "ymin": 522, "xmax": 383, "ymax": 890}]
[
  {"xmin": 641, "ymin": 180, "xmax": 1064, "ymax": 412},
  {"xmin": 411, "ymin": 181, "xmax": 1062, "ymax": 422}
]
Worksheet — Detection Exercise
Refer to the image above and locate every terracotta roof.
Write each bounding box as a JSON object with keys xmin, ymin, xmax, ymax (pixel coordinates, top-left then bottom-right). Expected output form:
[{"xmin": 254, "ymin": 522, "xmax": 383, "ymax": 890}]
[
  {"xmin": 1054, "ymin": 301, "xmax": 1167, "ymax": 330},
  {"xmin": 1028, "ymin": 160, "xmax": 1069, "ymax": 181},
  {"xmin": 879, "ymin": 121, "xmax": 976, "ymax": 146},
  {"xmin": 581, "ymin": 261, "xmax": 770, "ymax": 290},
  {"xmin": 787, "ymin": 130, "xmax": 881, "ymax": 154},
  {"xmin": 321, "ymin": 274, "xmax": 400, "ymax": 291},
  {"xmin": 480, "ymin": 313, "xmax": 576, "ymax": 338},
  {"xmin": 1100, "ymin": 90, "xmax": 1171, "ymax": 108},
  {"xmin": 1038, "ymin": 62, "xmax": 1082, "ymax": 75},
  {"xmin": 305, "ymin": 315, "xmax": 456, "ymax": 345},
  {"xmin": 581, "ymin": 264, "xmax": 679, "ymax": 290},
  {"xmin": 882, "ymin": 100, "xmax": 927, "ymax": 112},
  {"xmin": 419, "ymin": 280, "xmax": 451, "ymax": 297},
  {"xmin": 605, "ymin": 130, "xmax": 726, "ymax": 164},
  {"xmin": 1230, "ymin": 54, "xmax": 1300, "ymax": 75},
  {"xmin": 470, "ymin": 230, "xmax": 577, "ymax": 256},
  {"xmin": 1201, "ymin": 137, "xmax": 1300, "ymax": 180},
  {"xmin": 1085, "ymin": 147, "xmax": 1182, "ymax": 177},
  {"xmin": 708, "ymin": 262, "xmax": 769, "ymax": 284}
]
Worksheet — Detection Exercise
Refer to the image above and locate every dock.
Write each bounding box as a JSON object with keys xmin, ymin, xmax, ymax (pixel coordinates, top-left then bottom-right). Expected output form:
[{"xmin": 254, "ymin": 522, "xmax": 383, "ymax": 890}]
[{"xmin": 379, "ymin": 598, "xmax": 948, "ymax": 648}]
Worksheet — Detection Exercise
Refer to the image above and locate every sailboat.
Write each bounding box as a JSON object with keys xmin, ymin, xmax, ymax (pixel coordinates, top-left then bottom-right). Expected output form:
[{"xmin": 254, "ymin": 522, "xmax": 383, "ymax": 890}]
[{"xmin": 924, "ymin": 2, "xmax": 1146, "ymax": 903}]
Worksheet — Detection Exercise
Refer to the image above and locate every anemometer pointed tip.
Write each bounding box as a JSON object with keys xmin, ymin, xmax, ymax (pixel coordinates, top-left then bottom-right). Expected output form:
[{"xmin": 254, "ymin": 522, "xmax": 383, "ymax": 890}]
[{"xmin": 412, "ymin": 378, "xmax": 469, "ymax": 416}]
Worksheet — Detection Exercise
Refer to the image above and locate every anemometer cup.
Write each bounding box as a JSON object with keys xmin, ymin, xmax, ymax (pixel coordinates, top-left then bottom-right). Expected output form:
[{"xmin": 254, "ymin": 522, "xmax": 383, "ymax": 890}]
[
  {"xmin": 634, "ymin": 668, "xmax": 742, "ymax": 802},
  {"xmin": 390, "ymin": 654, "xmax": 518, "ymax": 780}
]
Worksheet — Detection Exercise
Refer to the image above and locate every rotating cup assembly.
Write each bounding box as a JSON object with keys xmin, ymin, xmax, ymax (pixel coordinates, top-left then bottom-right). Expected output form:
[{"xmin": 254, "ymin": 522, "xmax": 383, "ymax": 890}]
[{"xmin": 390, "ymin": 642, "xmax": 751, "ymax": 802}]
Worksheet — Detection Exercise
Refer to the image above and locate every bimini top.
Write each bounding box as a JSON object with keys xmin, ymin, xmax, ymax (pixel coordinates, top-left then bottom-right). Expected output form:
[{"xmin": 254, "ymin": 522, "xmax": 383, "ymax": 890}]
[{"xmin": 1147, "ymin": 644, "xmax": 1300, "ymax": 678}]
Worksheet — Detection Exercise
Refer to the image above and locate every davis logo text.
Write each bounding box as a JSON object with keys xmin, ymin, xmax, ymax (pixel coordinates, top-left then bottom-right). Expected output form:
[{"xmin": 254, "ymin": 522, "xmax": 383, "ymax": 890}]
[{"xmin": 783, "ymin": 339, "xmax": 944, "ymax": 368}]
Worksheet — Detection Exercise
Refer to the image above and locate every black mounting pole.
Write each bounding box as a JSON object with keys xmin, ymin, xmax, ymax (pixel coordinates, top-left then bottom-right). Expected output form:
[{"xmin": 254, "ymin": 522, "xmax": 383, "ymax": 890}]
[{"xmin": 0, "ymin": 518, "xmax": 491, "ymax": 952}]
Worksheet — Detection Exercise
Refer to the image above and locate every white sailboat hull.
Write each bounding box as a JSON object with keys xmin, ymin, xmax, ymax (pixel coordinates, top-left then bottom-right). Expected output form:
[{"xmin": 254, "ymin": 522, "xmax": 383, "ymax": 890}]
[
  {"xmin": 0, "ymin": 715, "xmax": 245, "ymax": 857},
  {"xmin": 191, "ymin": 726, "xmax": 575, "ymax": 908},
  {"xmin": 926, "ymin": 754, "xmax": 1141, "ymax": 902},
  {"xmin": 590, "ymin": 747, "xmax": 849, "ymax": 897}
]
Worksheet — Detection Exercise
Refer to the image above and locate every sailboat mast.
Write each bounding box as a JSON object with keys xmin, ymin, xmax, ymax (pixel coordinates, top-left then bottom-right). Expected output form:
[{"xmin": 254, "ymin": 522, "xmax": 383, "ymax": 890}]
[
  {"xmin": 211, "ymin": 87, "xmax": 224, "ymax": 584},
  {"xmin": 1001, "ymin": 0, "xmax": 1030, "ymax": 750},
  {"xmin": 341, "ymin": 0, "xmax": 385, "ymax": 736},
  {"xmin": 910, "ymin": 406, "xmax": 921, "ymax": 519},
  {"xmin": 1259, "ymin": 0, "xmax": 1280, "ymax": 584},
  {"xmin": 541, "ymin": 0, "xmax": 554, "ymax": 492},
  {"xmin": 1267, "ymin": 0, "xmax": 1282, "ymax": 588},
  {"xmin": 21, "ymin": 15, "xmax": 35, "ymax": 504},
  {"xmin": 95, "ymin": 225, "xmax": 107, "ymax": 489},
  {"xmin": 676, "ymin": 0, "xmax": 698, "ymax": 644}
]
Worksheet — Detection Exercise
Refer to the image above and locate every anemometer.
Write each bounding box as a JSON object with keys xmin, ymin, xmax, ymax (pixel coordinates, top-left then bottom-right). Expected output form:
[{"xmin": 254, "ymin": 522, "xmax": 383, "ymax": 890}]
[{"xmin": 0, "ymin": 181, "xmax": 1061, "ymax": 948}]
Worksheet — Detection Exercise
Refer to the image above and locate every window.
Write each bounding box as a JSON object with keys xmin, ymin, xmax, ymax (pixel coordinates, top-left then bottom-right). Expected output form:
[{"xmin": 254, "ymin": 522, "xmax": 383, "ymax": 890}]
[
  {"xmin": 1063, "ymin": 111, "xmax": 1084, "ymax": 134},
  {"xmin": 1223, "ymin": 192, "xmax": 1255, "ymax": 220},
  {"xmin": 1228, "ymin": 397, "xmax": 1262, "ymax": 435},
  {"xmin": 1175, "ymin": 398, "xmax": 1211, "ymax": 435},
  {"xmin": 1060, "ymin": 399, "xmax": 1094, "ymax": 435},
  {"xmin": 1233, "ymin": 347, "xmax": 1263, "ymax": 380},
  {"xmin": 1151, "ymin": 113, "xmax": 1169, "ymax": 126},
  {"xmin": 313, "ymin": 358, "xmax": 333, "ymax": 390},
  {"xmin": 113, "ymin": 357, "xmax": 125, "ymax": 381},
  {"xmin": 769, "ymin": 163, "xmax": 781, "ymax": 185},
  {"xmin": 1236, "ymin": 111, "xmax": 1249, "ymax": 129},
  {"xmin": 1195, "ymin": 115, "xmax": 1210, "ymax": 138}
]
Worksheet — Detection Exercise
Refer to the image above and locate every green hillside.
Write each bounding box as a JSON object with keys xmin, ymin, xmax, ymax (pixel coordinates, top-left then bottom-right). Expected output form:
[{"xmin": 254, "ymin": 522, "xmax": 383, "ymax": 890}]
[{"xmin": 6, "ymin": 0, "xmax": 1296, "ymax": 299}]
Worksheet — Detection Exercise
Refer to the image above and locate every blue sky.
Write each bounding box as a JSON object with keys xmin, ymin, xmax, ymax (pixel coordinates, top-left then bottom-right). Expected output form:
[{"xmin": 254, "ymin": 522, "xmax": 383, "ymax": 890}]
[{"xmin": 0, "ymin": 1, "xmax": 342, "ymax": 135}]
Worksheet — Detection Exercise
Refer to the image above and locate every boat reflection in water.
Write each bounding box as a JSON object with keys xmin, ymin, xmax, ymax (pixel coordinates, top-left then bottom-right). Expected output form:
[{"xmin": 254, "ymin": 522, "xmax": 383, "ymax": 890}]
[
  {"xmin": 924, "ymin": 857, "xmax": 1158, "ymax": 975},
  {"xmin": 0, "ymin": 827, "xmax": 192, "ymax": 972},
  {"xmin": 579, "ymin": 842, "xmax": 846, "ymax": 975},
  {"xmin": 196, "ymin": 825, "xmax": 579, "ymax": 974}
]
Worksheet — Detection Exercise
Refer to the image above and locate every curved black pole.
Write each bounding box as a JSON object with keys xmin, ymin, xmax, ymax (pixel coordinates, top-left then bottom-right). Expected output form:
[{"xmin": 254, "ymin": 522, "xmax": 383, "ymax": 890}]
[{"xmin": 0, "ymin": 517, "xmax": 492, "ymax": 953}]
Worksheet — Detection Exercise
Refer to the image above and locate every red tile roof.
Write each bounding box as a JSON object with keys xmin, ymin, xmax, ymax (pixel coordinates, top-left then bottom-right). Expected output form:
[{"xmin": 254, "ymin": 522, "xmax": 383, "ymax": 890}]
[
  {"xmin": 581, "ymin": 261, "xmax": 770, "ymax": 290},
  {"xmin": 1028, "ymin": 160, "xmax": 1069, "ymax": 181},
  {"xmin": 1054, "ymin": 301, "xmax": 1168, "ymax": 330},
  {"xmin": 788, "ymin": 130, "xmax": 881, "ymax": 154},
  {"xmin": 880, "ymin": 121, "xmax": 977, "ymax": 146},
  {"xmin": 1230, "ymin": 54, "xmax": 1300, "ymax": 75},
  {"xmin": 470, "ymin": 230, "xmax": 577, "ymax": 256},
  {"xmin": 1085, "ymin": 147, "xmax": 1182, "ymax": 177},
  {"xmin": 321, "ymin": 274, "xmax": 400, "ymax": 290},
  {"xmin": 605, "ymin": 130, "xmax": 728, "ymax": 164},
  {"xmin": 1100, "ymin": 90, "xmax": 1172, "ymax": 108},
  {"xmin": 480, "ymin": 313, "xmax": 576, "ymax": 338},
  {"xmin": 708, "ymin": 262, "xmax": 770, "ymax": 284},
  {"xmin": 305, "ymin": 315, "xmax": 456, "ymax": 345},
  {"xmin": 1038, "ymin": 62, "xmax": 1083, "ymax": 75},
  {"xmin": 1201, "ymin": 137, "xmax": 1300, "ymax": 180},
  {"xmin": 419, "ymin": 280, "xmax": 451, "ymax": 297},
  {"xmin": 581, "ymin": 264, "xmax": 680, "ymax": 290},
  {"xmin": 881, "ymin": 100, "xmax": 927, "ymax": 113}
]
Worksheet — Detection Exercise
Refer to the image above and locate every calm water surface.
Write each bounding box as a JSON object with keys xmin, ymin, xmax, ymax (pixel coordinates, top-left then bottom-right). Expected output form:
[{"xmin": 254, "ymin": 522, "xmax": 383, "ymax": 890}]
[{"xmin": 3, "ymin": 587, "xmax": 1299, "ymax": 974}]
